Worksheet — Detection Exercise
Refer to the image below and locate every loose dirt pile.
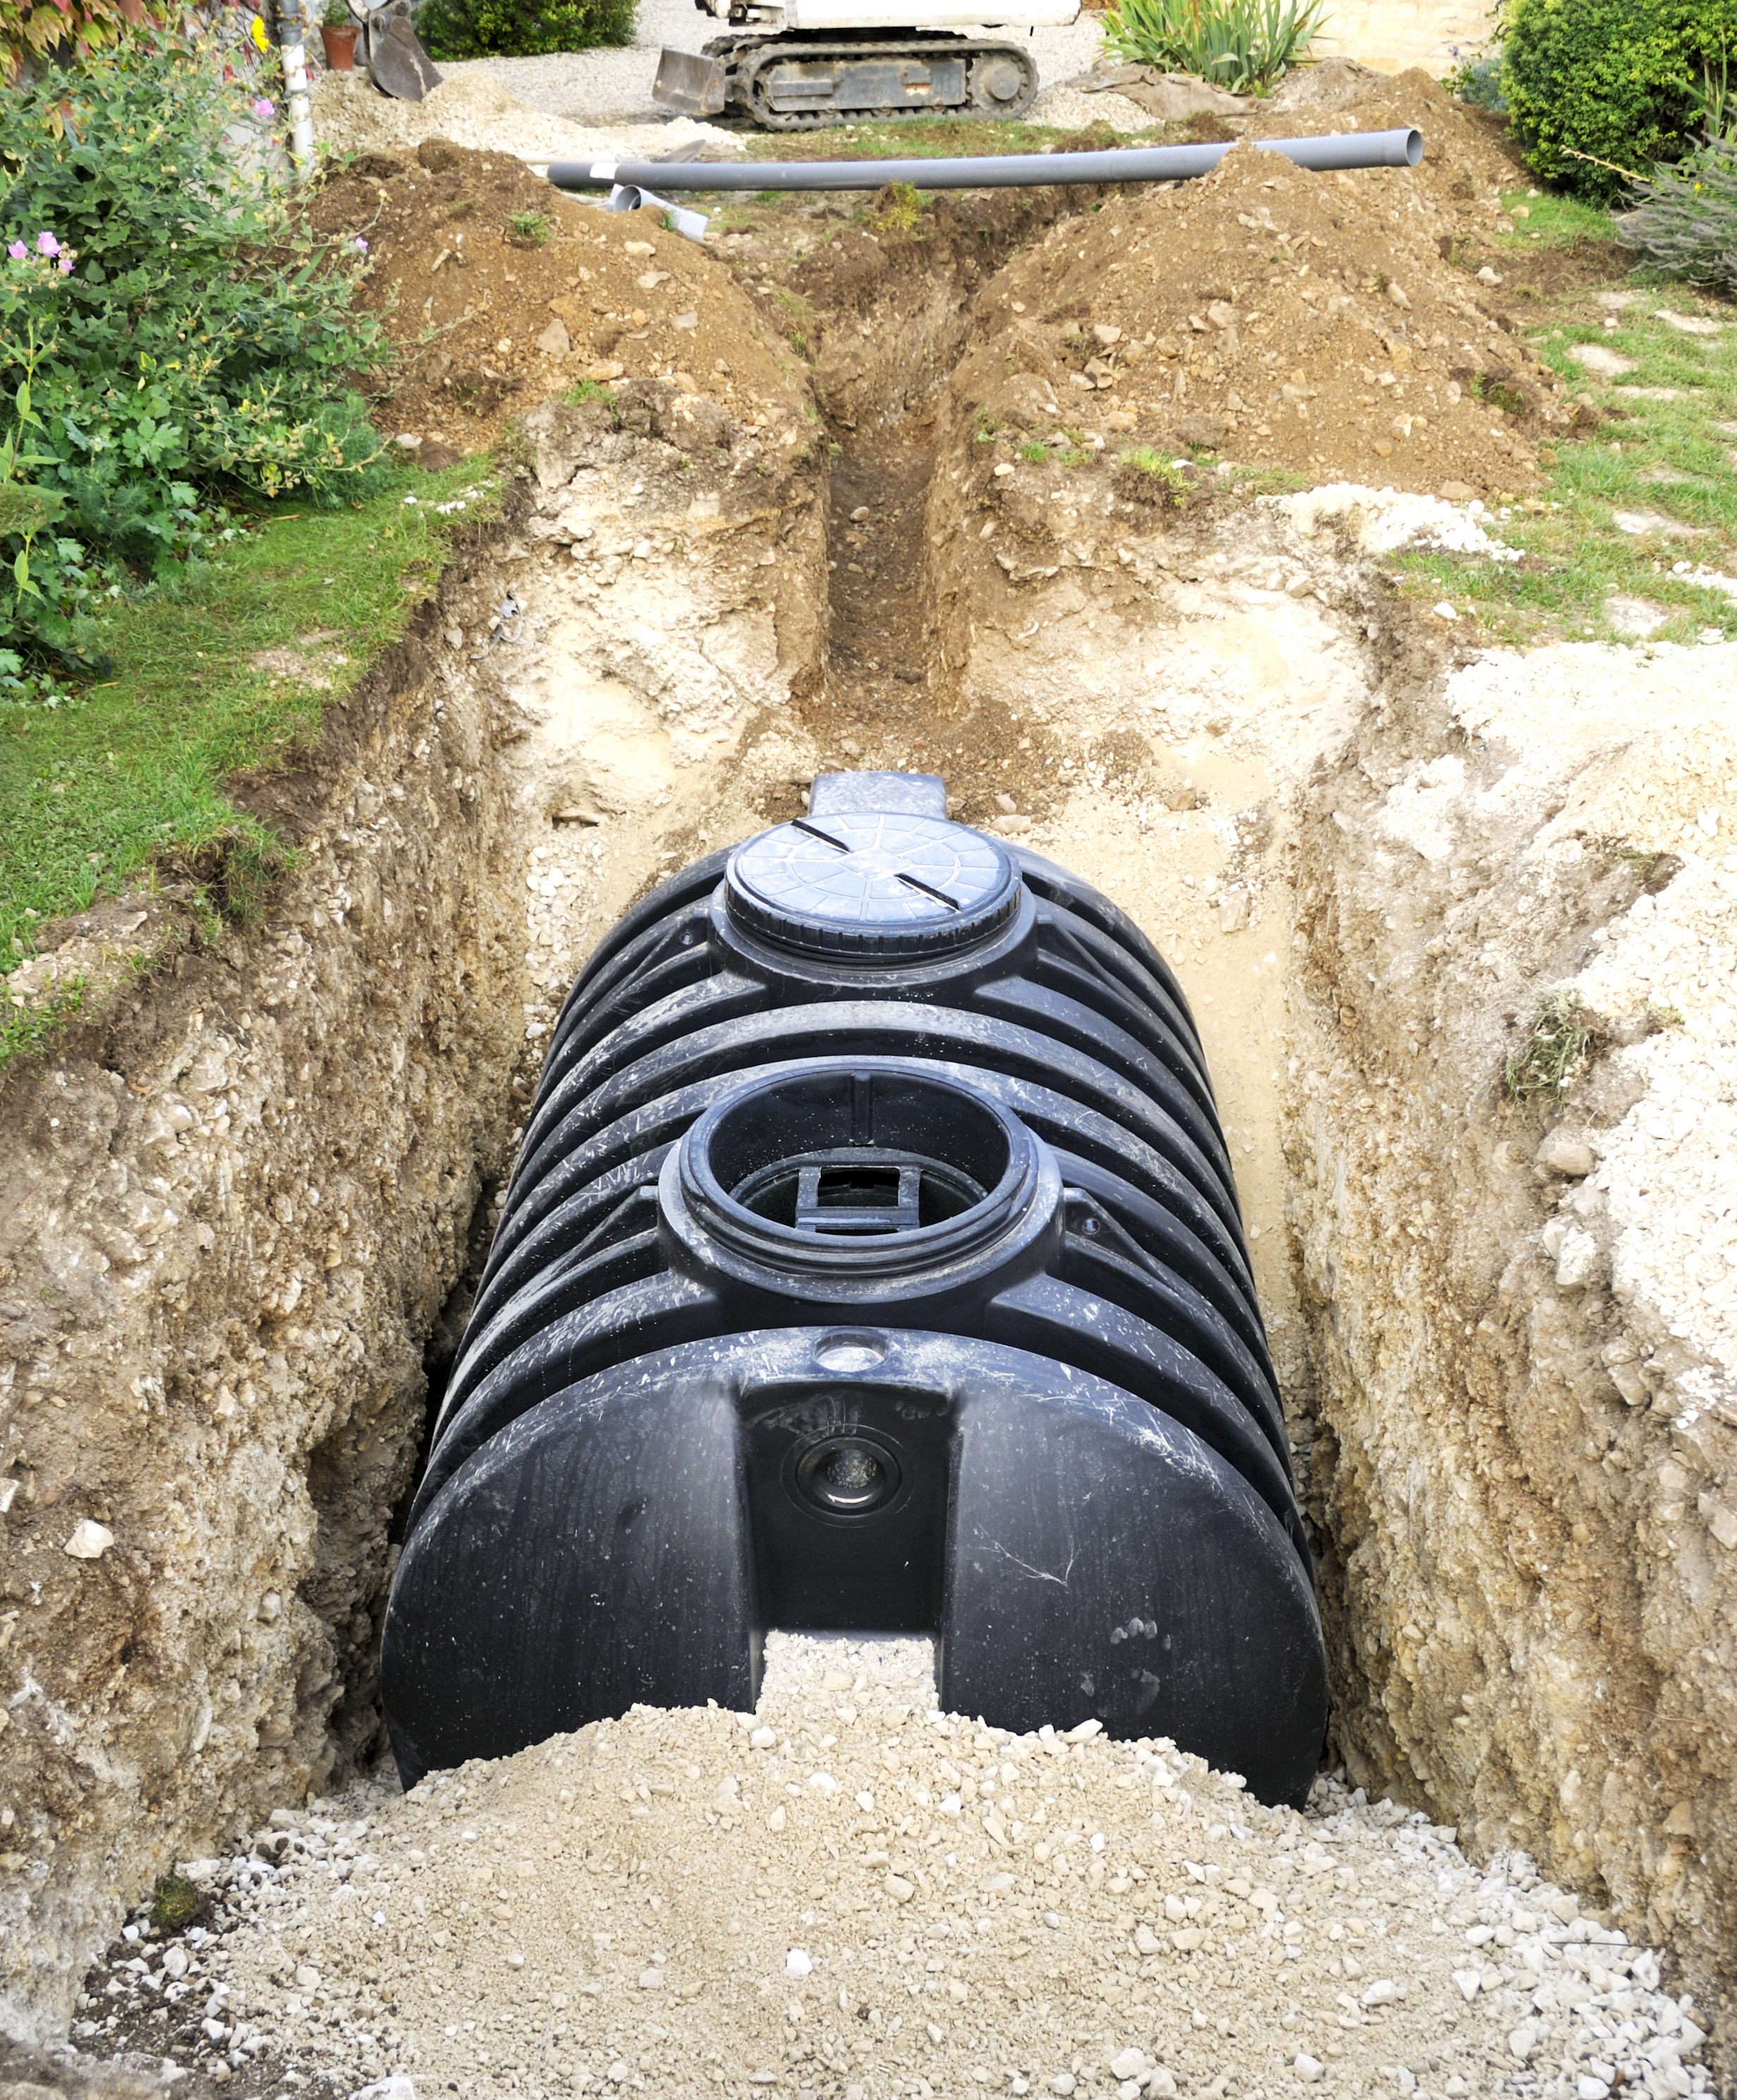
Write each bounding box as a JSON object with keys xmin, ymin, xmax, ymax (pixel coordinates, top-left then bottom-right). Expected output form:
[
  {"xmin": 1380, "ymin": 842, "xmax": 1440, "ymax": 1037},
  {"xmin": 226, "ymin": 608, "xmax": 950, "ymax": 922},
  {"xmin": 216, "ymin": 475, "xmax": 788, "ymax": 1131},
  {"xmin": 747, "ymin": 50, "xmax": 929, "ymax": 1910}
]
[
  {"xmin": 305, "ymin": 143, "xmax": 809, "ymax": 451},
  {"xmin": 949, "ymin": 80, "xmax": 1578, "ymax": 495},
  {"xmin": 83, "ymin": 1636, "xmax": 1717, "ymax": 2100}
]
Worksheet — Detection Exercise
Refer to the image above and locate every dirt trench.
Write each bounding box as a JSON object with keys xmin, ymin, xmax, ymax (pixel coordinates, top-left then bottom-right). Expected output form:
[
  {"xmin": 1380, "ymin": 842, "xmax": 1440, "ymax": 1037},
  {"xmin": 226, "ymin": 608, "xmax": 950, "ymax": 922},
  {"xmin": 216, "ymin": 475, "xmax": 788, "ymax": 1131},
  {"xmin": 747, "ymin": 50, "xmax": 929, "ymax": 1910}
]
[{"xmin": 2, "ymin": 176, "xmax": 1734, "ymax": 2080}]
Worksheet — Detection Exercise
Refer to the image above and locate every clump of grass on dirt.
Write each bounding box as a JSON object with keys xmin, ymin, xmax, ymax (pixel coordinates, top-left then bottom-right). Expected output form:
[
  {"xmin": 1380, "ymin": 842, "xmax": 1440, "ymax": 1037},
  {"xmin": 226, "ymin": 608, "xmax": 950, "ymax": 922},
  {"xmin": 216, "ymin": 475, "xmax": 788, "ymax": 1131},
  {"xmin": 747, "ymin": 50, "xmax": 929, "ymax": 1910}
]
[
  {"xmin": 0, "ymin": 461, "xmax": 496, "ymax": 1012},
  {"xmin": 148, "ymin": 1870, "xmax": 206, "ymax": 1933},
  {"xmin": 765, "ymin": 119, "xmax": 1130, "ymax": 166},
  {"xmin": 1499, "ymin": 186, "xmax": 1619, "ymax": 248},
  {"xmin": 1506, "ymin": 991, "xmax": 1590, "ymax": 1101},
  {"xmin": 1117, "ymin": 447, "xmax": 1192, "ymax": 503},
  {"xmin": 506, "ymin": 208, "xmax": 554, "ymax": 246},
  {"xmin": 875, "ymin": 182, "xmax": 928, "ymax": 235}
]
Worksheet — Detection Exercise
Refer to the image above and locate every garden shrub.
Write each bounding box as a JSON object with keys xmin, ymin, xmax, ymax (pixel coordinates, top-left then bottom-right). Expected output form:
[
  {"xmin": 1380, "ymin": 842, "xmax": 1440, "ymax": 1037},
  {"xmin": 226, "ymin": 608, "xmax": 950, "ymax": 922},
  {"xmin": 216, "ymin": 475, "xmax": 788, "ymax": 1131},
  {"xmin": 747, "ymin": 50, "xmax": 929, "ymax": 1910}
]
[
  {"xmin": 415, "ymin": 0, "xmax": 635, "ymax": 61},
  {"xmin": 1619, "ymin": 134, "xmax": 1737, "ymax": 279},
  {"xmin": 0, "ymin": 36, "xmax": 386, "ymax": 672},
  {"xmin": 1501, "ymin": 0, "xmax": 1737, "ymax": 199},
  {"xmin": 1444, "ymin": 46, "xmax": 1508, "ymax": 109}
]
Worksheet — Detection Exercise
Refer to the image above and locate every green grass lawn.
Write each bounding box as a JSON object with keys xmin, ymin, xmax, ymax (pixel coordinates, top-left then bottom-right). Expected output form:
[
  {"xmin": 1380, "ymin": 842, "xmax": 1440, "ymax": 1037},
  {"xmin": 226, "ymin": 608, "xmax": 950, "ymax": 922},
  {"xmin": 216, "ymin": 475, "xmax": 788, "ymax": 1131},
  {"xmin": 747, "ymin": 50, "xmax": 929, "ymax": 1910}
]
[
  {"xmin": 1386, "ymin": 210, "xmax": 1737, "ymax": 647},
  {"xmin": 1498, "ymin": 185, "xmax": 1618, "ymax": 248},
  {"xmin": 1, "ymin": 461, "xmax": 495, "ymax": 1007}
]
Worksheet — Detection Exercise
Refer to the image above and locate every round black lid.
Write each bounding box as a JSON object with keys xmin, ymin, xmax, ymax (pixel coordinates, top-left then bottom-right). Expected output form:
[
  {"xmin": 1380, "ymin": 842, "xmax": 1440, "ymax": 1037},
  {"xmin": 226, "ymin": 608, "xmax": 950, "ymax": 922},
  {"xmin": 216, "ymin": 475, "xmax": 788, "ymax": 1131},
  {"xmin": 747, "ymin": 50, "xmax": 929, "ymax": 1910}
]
[{"xmin": 725, "ymin": 811, "xmax": 1021, "ymax": 960}]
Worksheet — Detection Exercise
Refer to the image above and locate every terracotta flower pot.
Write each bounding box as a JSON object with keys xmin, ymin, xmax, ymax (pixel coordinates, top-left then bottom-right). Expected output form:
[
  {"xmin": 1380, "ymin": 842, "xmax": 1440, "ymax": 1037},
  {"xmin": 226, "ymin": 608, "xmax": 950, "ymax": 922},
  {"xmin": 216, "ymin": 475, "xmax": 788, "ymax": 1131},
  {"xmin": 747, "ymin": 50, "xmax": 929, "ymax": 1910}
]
[{"xmin": 320, "ymin": 22, "xmax": 361, "ymax": 68}]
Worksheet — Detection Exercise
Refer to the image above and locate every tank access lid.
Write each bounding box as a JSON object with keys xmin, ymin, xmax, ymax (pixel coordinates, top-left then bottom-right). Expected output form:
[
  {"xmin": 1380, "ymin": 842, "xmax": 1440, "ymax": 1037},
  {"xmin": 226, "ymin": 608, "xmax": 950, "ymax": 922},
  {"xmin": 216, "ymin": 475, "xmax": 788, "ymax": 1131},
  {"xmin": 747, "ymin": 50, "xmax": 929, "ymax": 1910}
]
[{"xmin": 726, "ymin": 798, "xmax": 1021, "ymax": 960}]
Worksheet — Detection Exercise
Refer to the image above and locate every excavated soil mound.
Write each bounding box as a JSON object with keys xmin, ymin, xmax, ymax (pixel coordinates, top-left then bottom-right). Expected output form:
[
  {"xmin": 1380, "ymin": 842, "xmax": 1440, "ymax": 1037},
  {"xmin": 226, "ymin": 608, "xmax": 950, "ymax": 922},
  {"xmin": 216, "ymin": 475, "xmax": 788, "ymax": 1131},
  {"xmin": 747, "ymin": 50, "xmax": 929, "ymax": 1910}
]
[
  {"xmin": 950, "ymin": 106, "xmax": 1572, "ymax": 495},
  {"xmin": 305, "ymin": 144, "xmax": 808, "ymax": 448}
]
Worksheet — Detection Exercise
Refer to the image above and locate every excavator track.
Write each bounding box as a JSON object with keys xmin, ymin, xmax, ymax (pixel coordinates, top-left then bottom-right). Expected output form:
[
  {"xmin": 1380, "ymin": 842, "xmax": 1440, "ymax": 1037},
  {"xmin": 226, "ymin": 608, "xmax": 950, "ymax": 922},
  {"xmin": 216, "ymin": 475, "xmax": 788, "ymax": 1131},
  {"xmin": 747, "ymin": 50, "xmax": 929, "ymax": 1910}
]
[{"xmin": 702, "ymin": 32, "xmax": 1038, "ymax": 129}]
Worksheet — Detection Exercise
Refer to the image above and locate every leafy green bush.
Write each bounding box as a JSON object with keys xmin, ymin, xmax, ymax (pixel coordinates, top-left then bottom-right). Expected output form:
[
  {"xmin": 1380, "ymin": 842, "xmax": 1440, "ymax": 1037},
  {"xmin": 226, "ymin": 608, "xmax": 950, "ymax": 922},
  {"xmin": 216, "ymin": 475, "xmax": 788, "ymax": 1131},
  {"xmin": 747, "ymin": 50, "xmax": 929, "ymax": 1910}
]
[
  {"xmin": 0, "ymin": 37, "xmax": 386, "ymax": 672},
  {"xmin": 1501, "ymin": 0, "xmax": 1737, "ymax": 198},
  {"xmin": 416, "ymin": 0, "xmax": 635, "ymax": 61},
  {"xmin": 1097, "ymin": 0, "xmax": 1326, "ymax": 93},
  {"xmin": 1619, "ymin": 134, "xmax": 1737, "ymax": 278}
]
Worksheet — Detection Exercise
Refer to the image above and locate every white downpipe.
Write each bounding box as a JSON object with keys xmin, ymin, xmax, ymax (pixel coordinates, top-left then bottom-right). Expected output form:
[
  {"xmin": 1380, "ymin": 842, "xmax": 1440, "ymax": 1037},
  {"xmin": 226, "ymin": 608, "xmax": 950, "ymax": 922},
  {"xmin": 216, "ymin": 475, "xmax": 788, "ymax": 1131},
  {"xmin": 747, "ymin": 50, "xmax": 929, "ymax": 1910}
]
[{"xmin": 278, "ymin": 0, "xmax": 317, "ymax": 176}]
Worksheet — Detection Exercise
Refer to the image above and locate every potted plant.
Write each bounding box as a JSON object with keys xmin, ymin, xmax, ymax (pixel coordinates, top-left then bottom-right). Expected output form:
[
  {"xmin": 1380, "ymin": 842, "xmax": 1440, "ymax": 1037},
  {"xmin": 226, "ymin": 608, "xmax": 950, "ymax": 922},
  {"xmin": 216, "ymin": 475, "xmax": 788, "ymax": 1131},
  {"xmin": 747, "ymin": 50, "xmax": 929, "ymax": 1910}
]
[{"xmin": 320, "ymin": 0, "xmax": 361, "ymax": 68}]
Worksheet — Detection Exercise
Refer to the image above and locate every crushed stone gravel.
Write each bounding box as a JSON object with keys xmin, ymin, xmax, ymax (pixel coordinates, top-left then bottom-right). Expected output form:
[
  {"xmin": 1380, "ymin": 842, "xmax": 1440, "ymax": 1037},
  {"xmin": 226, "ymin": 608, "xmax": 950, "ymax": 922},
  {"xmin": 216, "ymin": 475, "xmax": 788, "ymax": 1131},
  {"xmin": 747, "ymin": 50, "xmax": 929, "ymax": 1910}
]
[
  {"xmin": 1026, "ymin": 83, "xmax": 1154, "ymax": 133},
  {"xmin": 80, "ymin": 1635, "xmax": 1715, "ymax": 2100},
  {"xmin": 311, "ymin": 0, "xmax": 1107, "ymax": 163},
  {"xmin": 1271, "ymin": 485, "xmax": 1523, "ymax": 561},
  {"xmin": 310, "ymin": 67, "xmax": 739, "ymax": 166}
]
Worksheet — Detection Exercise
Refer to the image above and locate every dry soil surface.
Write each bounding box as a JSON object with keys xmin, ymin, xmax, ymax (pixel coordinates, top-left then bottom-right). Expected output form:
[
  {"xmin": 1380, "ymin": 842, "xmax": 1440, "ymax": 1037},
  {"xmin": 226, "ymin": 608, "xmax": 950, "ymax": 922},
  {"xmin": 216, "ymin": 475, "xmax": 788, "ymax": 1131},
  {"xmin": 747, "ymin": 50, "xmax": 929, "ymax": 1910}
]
[
  {"xmin": 303, "ymin": 141, "xmax": 812, "ymax": 451},
  {"xmin": 948, "ymin": 78, "xmax": 1576, "ymax": 496}
]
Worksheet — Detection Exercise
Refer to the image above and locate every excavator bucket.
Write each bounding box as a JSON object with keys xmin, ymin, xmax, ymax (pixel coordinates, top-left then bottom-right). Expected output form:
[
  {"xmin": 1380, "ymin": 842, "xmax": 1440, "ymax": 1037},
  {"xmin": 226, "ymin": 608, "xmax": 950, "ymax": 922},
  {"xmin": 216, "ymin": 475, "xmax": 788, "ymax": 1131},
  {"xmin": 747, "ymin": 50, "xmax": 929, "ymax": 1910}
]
[
  {"xmin": 652, "ymin": 47, "xmax": 729, "ymax": 117},
  {"xmin": 368, "ymin": 6, "xmax": 441, "ymax": 100}
]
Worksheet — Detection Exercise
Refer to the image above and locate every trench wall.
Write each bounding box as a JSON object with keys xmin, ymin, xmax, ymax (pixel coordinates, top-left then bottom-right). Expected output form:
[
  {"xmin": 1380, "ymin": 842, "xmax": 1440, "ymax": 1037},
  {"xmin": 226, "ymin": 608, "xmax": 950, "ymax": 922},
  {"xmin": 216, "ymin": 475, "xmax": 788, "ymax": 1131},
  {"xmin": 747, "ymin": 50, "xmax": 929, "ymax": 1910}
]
[
  {"xmin": 918, "ymin": 326, "xmax": 1737, "ymax": 2061},
  {"xmin": 1286, "ymin": 643, "xmax": 1737, "ymax": 2063},
  {"xmin": 0, "ymin": 613, "xmax": 523, "ymax": 2038},
  {"xmin": 0, "ymin": 393, "xmax": 829, "ymax": 2041}
]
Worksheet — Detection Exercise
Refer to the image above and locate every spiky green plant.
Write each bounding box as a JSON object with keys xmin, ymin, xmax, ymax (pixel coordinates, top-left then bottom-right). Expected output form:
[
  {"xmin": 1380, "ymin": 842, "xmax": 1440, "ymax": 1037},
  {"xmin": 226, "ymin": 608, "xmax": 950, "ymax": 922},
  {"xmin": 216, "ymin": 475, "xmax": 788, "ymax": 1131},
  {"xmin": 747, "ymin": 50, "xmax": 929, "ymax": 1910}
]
[{"xmin": 1097, "ymin": 0, "xmax": 1327, "ymax": 93}]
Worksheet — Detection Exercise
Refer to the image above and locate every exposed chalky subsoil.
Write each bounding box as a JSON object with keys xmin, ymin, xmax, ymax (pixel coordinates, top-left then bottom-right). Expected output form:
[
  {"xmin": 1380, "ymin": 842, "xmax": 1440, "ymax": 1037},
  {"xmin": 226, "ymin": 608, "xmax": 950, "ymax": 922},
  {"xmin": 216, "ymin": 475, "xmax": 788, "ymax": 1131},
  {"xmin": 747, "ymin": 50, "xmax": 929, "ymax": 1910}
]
[{"xmin": 73, "ymin": 1638, "xmax": 1714, "ymax": 2100}]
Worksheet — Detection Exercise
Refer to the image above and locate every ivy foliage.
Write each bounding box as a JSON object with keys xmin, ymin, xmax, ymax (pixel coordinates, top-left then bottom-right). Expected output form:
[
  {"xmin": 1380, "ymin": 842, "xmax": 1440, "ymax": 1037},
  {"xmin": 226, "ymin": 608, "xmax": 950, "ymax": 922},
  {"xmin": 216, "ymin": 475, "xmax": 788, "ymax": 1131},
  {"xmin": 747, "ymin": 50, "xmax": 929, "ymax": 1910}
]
[
  {"xmin": 1, "ymin": 0, "xmax": 153, "ymax": 78},
  {"xmin": 0, "ymin": 37, "xmax": 386, "ymax": 673}
]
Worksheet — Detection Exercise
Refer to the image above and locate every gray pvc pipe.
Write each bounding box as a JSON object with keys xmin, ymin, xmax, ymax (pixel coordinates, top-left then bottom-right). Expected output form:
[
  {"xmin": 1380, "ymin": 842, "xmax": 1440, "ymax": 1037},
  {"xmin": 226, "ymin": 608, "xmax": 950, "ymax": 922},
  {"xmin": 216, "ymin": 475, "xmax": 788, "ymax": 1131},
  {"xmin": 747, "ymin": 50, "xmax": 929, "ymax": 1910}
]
[{"xmin": 548, "ymin": 127, "xmax": 1422, "ymax": 196}]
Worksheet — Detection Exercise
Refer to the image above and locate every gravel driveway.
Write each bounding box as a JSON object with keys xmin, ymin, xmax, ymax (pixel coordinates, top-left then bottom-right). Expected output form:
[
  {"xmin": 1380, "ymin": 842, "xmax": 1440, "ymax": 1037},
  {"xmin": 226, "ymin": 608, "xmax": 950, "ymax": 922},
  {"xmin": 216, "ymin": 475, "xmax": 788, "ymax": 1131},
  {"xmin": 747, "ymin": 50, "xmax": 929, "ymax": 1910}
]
[{"xmin": 442, "ymin": 0, "xmax": 1108, "ymax": 126}]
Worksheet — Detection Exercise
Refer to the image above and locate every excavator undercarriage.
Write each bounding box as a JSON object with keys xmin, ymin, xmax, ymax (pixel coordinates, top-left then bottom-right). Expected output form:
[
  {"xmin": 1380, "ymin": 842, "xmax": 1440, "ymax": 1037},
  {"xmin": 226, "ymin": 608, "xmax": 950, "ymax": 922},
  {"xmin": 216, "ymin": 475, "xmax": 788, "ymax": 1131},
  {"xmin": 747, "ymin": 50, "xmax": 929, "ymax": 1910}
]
[{"xmin": 652, "ymin": 30, "xmax": 1039, "ymax": 127}]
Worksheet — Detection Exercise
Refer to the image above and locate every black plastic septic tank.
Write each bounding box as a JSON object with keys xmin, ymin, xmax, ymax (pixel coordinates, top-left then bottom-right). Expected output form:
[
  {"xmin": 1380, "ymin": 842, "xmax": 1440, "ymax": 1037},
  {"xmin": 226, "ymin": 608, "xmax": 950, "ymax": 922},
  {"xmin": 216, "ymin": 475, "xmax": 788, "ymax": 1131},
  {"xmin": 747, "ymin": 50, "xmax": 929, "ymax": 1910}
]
[{"xmin": 382, "ymin": 771, "xmax": 1327, "ymax": 1805}]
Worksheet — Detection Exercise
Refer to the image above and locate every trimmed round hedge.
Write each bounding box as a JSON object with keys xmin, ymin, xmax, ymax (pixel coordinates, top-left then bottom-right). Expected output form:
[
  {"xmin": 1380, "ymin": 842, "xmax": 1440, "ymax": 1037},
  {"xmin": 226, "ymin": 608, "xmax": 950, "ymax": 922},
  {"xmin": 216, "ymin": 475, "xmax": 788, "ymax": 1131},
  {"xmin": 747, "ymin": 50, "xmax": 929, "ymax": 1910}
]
[{"xmin": 1503, "ymin": 0, "xmax": 1737, "ymax": 200}]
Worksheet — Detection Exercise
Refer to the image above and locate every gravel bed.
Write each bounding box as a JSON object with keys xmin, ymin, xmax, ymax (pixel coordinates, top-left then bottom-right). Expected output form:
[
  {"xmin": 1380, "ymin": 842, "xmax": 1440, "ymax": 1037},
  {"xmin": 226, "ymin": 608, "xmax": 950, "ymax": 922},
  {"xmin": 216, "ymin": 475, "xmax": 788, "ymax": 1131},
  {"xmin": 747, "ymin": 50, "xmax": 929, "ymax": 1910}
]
[
  {"xmin": 312, "ymin": 0, "xmax": 1111, "ymax": 158},
  {"xmin": 72, "ymin": 1636, "xmax": 1715, "ymax": 2100},
  {"xmin": 1025, "ymin": 83, "xmax": 1154, "ymax": 132},
  {"xmin": 310, "ymin": 66, "xmax": 740, "ymax": 163}
]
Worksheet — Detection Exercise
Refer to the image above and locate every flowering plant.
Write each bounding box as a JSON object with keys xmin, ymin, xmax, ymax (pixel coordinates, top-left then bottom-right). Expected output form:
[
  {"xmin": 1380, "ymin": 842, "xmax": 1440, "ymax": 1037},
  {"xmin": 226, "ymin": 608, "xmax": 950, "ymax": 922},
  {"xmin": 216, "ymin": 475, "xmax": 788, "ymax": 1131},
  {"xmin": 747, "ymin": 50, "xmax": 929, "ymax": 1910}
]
[
  {"xmin": 1, "ymin": 34, "xmax": 386, "ymax": 669},
  {"xmin": 6, "ymin": 230, "xmax": 76, "ymax": 277},
  {"xmin": 1618, "ymin": 133, "xmax": 1737, "ymax": 282}
]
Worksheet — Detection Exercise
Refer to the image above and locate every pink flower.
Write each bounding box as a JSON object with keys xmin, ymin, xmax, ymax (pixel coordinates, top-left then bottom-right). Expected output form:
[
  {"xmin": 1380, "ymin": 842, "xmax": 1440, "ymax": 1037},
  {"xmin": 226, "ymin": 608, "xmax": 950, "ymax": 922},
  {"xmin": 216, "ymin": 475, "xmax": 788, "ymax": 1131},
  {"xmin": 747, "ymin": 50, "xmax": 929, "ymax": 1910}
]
[
  {"xmin": 6, "ymin": 242, "xmax": 25, "ymax": 262},
  {"xmin": 59, "ymin": 255, "xmax": 73, "ymax": 274},
  {"xmin": 353, "ymin": 236, "xmax": 368, "ymax": 251},
  {"xmin": 36, "ymin": 231, "xmax": 60, "ymax": 257},
  {"xmin": 253, "ymin": 97, "xmax": 275, "ymax": 118}
]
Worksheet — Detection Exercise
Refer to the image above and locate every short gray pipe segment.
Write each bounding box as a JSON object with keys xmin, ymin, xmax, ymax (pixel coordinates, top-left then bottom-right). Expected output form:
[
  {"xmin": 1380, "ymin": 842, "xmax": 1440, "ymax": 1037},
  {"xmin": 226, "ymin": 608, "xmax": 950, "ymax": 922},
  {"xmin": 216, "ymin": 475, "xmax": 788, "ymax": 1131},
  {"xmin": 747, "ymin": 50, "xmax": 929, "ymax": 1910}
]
[{"xmin": 548, "ymin": 126, "xmax": 1422, "ymax": 197}]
